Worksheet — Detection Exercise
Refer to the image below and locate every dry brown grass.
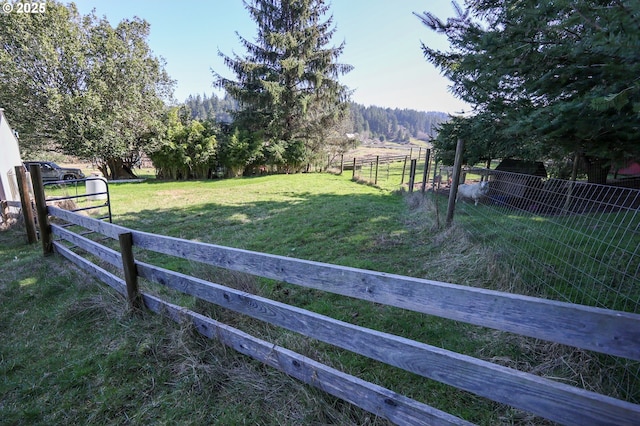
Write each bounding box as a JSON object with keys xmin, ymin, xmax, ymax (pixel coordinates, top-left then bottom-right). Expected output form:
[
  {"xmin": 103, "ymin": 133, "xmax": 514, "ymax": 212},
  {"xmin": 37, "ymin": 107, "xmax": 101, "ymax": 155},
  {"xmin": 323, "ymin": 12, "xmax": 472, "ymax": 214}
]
[
  {"xmin": 403, "ymin": 191, "xmax": 531, "ymax": 293},
  {"xmin": 402, "ymin": 191, "xmax": 627, "ymax": 423}
]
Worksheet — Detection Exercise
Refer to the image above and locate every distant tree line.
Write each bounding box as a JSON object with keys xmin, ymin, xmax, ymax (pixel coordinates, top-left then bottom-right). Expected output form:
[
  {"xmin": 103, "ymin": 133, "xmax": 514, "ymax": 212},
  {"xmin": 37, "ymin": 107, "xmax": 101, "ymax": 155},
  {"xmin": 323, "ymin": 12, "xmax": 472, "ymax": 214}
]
[
  {"xmin": 184, "ymin": 93, "xmax": 237, "ymax": 124},
  {"xmin": 349, "ymin": 104, "xmax": 448, "ymax": 142},
  {"xmin": 182, "ymin": 93, "xmax": 449, "ymax": 142}
]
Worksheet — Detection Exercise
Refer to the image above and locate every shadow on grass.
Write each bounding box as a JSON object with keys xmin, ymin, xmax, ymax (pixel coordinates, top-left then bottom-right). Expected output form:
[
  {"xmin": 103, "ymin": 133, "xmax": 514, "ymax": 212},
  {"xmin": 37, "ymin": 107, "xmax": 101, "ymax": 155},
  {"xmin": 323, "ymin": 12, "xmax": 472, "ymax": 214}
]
[{"xmin": 113, "ymin": 190, "xmax": 417, "ymax": 274}]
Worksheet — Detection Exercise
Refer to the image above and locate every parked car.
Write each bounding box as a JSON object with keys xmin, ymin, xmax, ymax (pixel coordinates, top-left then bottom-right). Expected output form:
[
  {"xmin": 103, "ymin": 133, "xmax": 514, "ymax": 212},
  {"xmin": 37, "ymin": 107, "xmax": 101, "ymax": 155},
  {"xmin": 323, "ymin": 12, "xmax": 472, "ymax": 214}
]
[{"xmin": 23, "ymin": 161, "xmax": 86, "ymax": 182}]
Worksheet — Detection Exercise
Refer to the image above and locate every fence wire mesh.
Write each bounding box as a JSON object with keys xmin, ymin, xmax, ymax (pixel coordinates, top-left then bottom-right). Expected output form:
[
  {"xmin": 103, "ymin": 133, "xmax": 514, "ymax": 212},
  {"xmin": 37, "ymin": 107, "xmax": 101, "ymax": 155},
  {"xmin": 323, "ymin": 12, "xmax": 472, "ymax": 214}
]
[
  {"xmin": 330, "ymin": 153, "xmax": 639, "ymax": 402},
  {"xmin": 447, "ymin": 168, "xmax": 640, "ymax": 403},
  {"xmin": 457, "ymin": 169, "xmax": 640, "ymax": 313}
]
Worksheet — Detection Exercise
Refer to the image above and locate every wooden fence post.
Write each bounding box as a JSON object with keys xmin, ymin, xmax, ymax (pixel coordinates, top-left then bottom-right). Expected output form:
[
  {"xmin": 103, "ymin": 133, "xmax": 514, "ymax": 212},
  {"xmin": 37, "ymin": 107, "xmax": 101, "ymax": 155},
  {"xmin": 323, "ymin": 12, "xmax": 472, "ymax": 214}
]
[
  {"xmin": 29, "ymin": 165, "xmax": 53, "ymax": 255},
  {"xmin": 400, "ymin": 156, "xmax": 408, "ymax": 185},
  {"xmin": 119, "ymin": 232, "xmax": 144, "ymax": 311},
  {"xmin": 340, "ymin": 154, "xmax": 344, "ymax": 174},
  {"xmin": 408, "ymin": 159, "xmax": 417, "ymax": 193},
  {"xmin": 421, "ymin": 149, "xmax": 431, "ymax": 194},
  {"xmin": 446, "ymin": 139, "xmax": 465, "ymax": 227},
  {"xmin": 15, "ymin": 166, "xmax": 37, "ymax": 244},
  {"xmin": 374, "ymin": 156, "xmax": 379, "ymax": 185},
  {"xmin": 352, "ymin": 158, "xmax": 356, "ymax": 180}
]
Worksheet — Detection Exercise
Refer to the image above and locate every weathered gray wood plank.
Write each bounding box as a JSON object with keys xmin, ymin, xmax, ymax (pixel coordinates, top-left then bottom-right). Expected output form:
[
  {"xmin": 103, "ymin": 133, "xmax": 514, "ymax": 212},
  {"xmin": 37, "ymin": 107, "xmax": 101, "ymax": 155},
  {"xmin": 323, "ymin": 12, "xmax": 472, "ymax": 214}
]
[
  {"xmin": 48, "ymin": 205, "xmax": 127, "ymax": 239},
  {"xmin": 129, "ymin": 230, "xmax": 640, "ymax": 361},
  {"xmin": 49, "ymin": 207, "xmax": 640, "ymax": 423},
  {"xmin": 140, "ymin": 291, "xmax": 473, "ymax": 426},
  {"xmin": 136, "ymin": 261, "xmax": 640, "ymax": 426},
  {"xmin": 48, "ymin": 207, "xmax": 640, "ymax": 361},
  {"xmin": 53, "ymin": 241, "xmax": 126, "ymax": 296},
  {"xmin": 51, "ymin": 224, "xmax": 122, "ymax": 268}
]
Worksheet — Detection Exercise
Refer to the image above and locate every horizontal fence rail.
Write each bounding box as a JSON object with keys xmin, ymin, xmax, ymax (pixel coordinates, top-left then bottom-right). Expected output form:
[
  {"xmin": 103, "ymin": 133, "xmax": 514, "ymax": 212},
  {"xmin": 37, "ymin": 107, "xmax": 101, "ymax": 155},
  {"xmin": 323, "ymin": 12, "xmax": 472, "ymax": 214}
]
[
  {"xmin": 46, "ymin": 205, "xmax": 640, "ymax": 425},
  {"xmin": 49, "ymin": 206, "xmax": 640, "ymax": 361},
  {"xmin": 51, "ymin": 240, "xmax": 464, "ymax": 426}
]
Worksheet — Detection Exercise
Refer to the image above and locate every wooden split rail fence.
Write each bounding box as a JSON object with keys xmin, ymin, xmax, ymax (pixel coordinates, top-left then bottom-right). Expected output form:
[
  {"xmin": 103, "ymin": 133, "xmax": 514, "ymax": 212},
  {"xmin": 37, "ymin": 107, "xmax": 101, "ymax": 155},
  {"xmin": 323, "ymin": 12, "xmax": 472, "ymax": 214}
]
[
  {"xmin": 330, "ymin": 149, "xmax": 435, "ymax": 192},
  {"xmin": 31, "ymin": 199, "xmax": 640, "ymax": 424}
]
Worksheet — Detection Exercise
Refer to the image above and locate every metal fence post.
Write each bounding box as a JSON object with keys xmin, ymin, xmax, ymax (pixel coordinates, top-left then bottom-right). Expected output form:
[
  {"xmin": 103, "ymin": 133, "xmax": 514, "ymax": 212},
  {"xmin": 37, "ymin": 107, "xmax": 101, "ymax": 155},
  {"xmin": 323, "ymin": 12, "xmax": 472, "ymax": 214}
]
[
  {"xmin": 421, "ymin": 149, "xmax": 431, "ymax": 194},
  {"xmin": 408, "ymin": 159, "xmax": 417, "ymax": 193},
  {"xmin": 401, "ymin": 155, "xmax": 408, "ymax": 185}
]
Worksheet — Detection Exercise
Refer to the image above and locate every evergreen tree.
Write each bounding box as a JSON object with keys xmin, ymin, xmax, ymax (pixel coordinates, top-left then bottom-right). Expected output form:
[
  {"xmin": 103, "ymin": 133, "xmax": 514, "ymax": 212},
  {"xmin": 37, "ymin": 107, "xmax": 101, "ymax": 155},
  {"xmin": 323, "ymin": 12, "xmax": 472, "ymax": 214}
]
[
  {"xmin": 214, "ymin": 0, "xmax": 352, "ymax": 170},
  {"xmin": 417, "ymin": 0, "xmax": 640, "ymax": 183}
]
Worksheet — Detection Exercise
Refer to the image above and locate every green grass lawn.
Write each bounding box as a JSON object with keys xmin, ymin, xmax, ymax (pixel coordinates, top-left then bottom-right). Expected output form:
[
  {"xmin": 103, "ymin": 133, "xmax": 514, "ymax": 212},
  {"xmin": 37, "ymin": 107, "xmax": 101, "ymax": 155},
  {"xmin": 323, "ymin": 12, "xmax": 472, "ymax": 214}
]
[{"xmin": 2, "ymin": 172, "xmax": 634, "ymax": 424}]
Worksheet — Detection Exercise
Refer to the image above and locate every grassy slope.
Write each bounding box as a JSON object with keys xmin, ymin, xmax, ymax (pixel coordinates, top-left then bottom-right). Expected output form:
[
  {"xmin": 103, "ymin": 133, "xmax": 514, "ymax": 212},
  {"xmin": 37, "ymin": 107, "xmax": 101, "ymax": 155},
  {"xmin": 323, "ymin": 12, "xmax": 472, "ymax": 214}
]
[{"xmin": 1, "ymin": 173, "xmax": 544, "ymax": 425}]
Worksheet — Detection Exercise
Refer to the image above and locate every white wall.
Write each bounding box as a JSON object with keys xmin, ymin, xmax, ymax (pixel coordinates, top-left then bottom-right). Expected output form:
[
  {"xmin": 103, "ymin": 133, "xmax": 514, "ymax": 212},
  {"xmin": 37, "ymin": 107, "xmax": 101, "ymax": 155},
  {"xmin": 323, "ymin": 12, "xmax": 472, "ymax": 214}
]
[{"xmin": 0, "ymin": 109, "xmax": 23, "ymax": 202}]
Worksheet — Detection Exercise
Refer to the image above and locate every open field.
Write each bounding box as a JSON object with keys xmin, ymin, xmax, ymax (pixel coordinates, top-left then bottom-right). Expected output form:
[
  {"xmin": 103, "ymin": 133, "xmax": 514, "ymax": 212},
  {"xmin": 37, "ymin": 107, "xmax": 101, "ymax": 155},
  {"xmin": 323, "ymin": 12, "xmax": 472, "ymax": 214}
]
[
  {"xmin": 342, "ymin": 138, "xmax": 431, "ymax": 159},
  {"xmin": 2, "ymin": 172, "xmax": 637, "ymax": 424}
]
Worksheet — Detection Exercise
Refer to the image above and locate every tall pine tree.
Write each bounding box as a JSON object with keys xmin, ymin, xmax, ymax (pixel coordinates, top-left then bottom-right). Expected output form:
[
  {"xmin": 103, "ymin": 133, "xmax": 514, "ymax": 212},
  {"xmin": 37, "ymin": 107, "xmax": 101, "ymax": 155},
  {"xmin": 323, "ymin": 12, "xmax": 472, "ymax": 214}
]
[{"xmin": 214, "ymin": 0, "xmax": 352, "ymax": 171}]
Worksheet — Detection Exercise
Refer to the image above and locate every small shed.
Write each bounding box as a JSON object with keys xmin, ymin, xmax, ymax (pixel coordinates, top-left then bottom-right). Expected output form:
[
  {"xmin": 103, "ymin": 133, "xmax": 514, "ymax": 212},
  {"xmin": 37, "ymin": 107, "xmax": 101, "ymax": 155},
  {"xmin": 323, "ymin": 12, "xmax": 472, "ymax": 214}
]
[
  {"xmin": 494, "ymin": 158, "xmax": 547, "ymax": 177},
  {"xmin": 0, "ymin": 108, "xmax": 23, "ymax": 205},
  {"xmin": 490, "ymin": 159, "xmax": 547, "ymax": 206}
]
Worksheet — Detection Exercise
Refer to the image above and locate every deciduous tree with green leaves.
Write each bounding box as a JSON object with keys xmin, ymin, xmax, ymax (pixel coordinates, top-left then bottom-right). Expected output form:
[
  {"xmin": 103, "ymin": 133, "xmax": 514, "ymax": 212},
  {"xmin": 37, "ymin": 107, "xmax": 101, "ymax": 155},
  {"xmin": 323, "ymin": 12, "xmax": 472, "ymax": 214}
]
[
  {"xmin": 417, "ymin": 0, "xmax": 640, "ymax": 182},
  {"xmin": 0, "ymin": 2, "xmax": 85, "ymax": 155},
  {"xmin": 0, "ymin": 1, "xmax": 174, "ymax": 179},
  {"xmin": 214, "ymin": 0, "xmax": 352, "ymax": 171}
]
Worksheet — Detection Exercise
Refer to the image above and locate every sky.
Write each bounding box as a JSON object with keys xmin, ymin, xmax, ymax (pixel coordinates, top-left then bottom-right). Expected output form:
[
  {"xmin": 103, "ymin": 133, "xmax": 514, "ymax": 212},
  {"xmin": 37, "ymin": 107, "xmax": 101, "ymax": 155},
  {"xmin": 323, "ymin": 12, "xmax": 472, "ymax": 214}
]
[{"xmin": 71, "ymin": 0, "xmax": 470, "ymax": 114}]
